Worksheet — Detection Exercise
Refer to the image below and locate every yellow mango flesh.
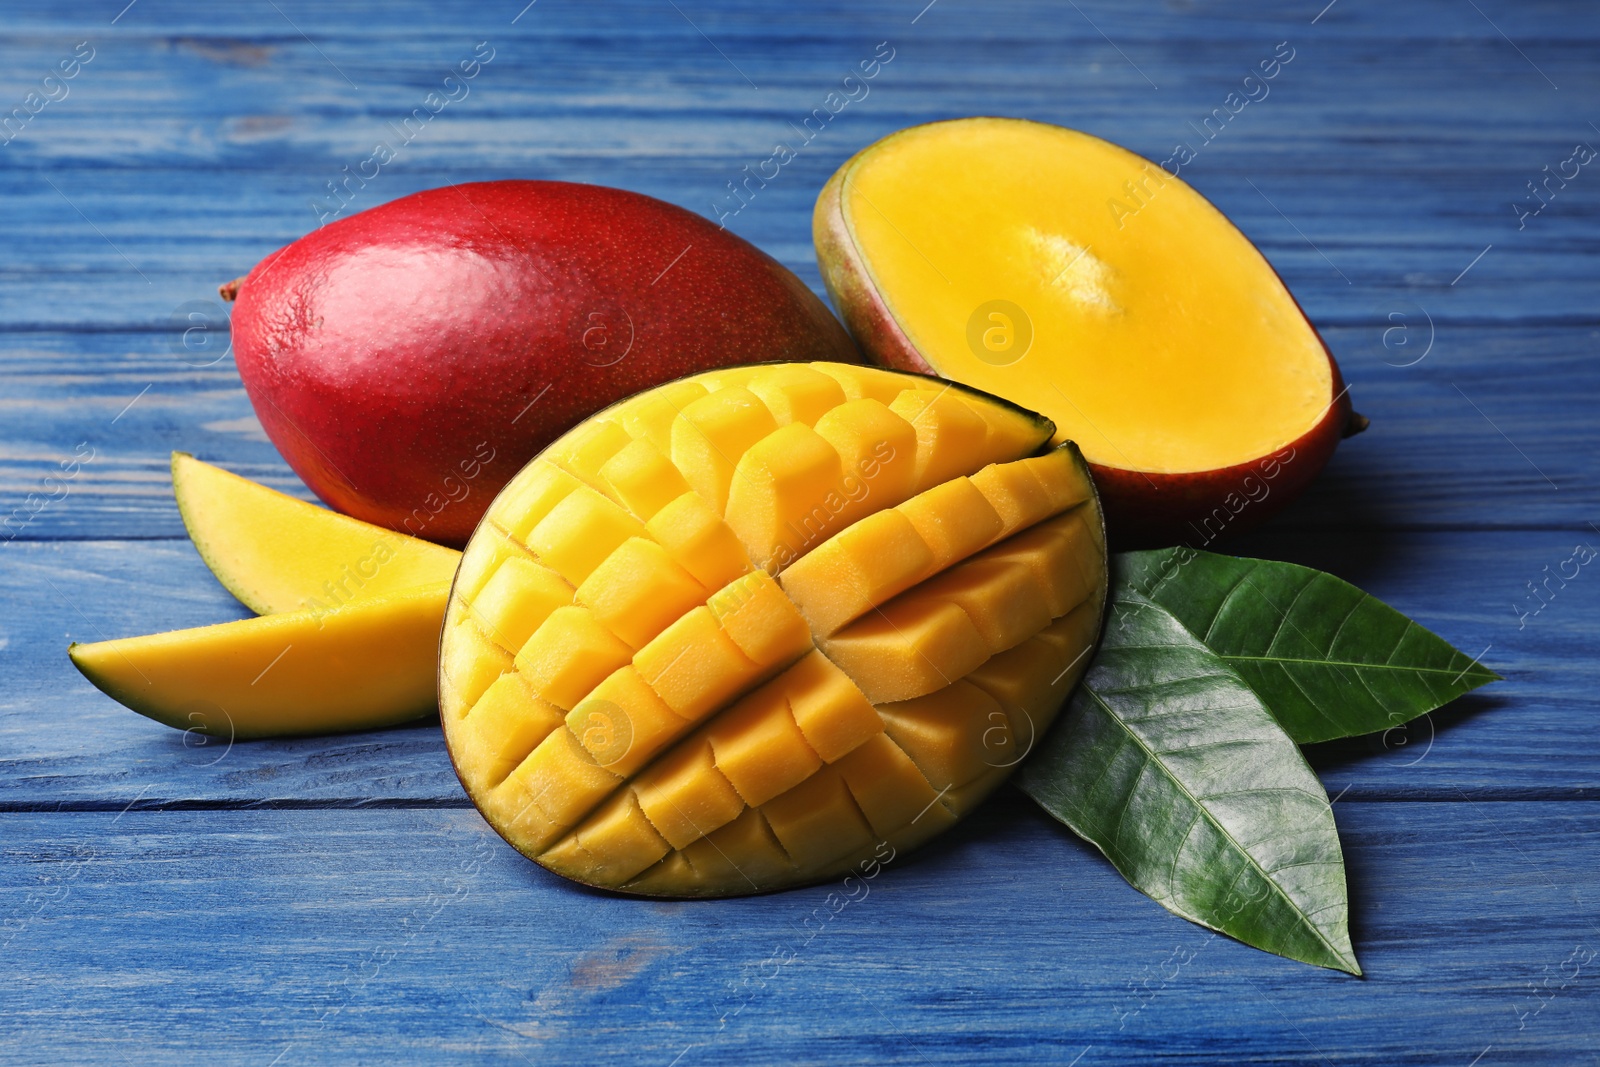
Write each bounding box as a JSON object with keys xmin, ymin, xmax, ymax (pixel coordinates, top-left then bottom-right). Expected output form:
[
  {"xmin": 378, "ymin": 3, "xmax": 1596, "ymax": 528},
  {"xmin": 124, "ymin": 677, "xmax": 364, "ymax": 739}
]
[
  {"xmin": 70, "ymin": 586, "xmax": 447, "ymax": 738},
  {"xmin": 69, "ymin": 455, "xmax": 461, "ymax": 738},
  {"xmin": 830, "ymin": 117, "xmax": 1333, "ymax": 474},
  {"xmin": 171, "ymin": 452, "xmax": 459, "ymax": 614},
  {"xmin": 441, "ymin": 362, "xmax": 1106, "ymax": 897}
]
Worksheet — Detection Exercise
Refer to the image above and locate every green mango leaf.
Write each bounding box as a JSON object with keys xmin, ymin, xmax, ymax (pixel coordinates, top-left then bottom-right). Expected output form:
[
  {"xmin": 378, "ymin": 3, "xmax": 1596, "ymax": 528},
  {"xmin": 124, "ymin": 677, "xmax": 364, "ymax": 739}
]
[
  {"xmin": 1019, "ymin": 590, "xmax": 1360, "ymax": 974},
  {"xmin": 1119, "ymin": 548, "xmax": 1501, "ymax": 744}
]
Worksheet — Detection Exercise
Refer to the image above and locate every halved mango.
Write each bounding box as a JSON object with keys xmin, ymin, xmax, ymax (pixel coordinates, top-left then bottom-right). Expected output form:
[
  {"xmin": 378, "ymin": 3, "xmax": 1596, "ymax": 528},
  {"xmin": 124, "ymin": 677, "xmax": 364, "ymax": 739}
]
[
  {"xmin": 815, "ymin": 117, "xmax": 1364, "ymax": 546},
  {"xmin": 441, "ymin": 361, "xmax": 1106, "ymax": 897}
]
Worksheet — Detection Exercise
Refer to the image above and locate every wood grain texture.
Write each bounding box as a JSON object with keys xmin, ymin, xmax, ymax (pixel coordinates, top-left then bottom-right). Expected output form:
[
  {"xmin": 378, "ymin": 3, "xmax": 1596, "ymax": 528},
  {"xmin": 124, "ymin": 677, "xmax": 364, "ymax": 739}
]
[
  {"xmin": 0, "ymin": 0, "xmax": 1594, "ymax": 331},
  {"xmin": 0, "ymin": 796, "xmax": 1596, "ymax": 1066},
  {"xmin": 2, "ymin": 0, "xmax": 1597, "ymax": 1061}
]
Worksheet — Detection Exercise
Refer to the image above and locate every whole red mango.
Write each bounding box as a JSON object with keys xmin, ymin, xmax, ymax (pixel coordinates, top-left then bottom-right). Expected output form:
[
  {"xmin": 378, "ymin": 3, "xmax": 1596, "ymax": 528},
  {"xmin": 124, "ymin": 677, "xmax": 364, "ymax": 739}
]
[{"xmin": 226, "ymin": 180, "xmax": 859, "ymax": 545}]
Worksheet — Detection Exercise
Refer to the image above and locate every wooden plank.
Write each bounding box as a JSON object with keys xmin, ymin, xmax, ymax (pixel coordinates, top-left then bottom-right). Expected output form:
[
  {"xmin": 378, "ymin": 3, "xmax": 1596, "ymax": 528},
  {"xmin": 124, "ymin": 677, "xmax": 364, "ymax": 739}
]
[
  {"xmin": 0, "ymin": 529, "xmax": 1591, "ymax": 806},
  {"xmin": 0, "ymin": 3, "xmax": 1592, "ymax": 330},
  {"xmin": 0, "ymin": 796, "xmax": 1594, "ymax": 1064}
]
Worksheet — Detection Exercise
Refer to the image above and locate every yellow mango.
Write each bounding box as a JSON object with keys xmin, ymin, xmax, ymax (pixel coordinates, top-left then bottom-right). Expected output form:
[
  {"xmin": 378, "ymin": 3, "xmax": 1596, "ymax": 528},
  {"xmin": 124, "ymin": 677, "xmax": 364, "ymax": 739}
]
[
  {"xmin": 814, "ymin": 118, "xmax": 1360, "ymax": 547},
  {"xmin": 545, "ymin": 419, "xmax": 634, "ymax": 496},
  {"xmin": 171, "ymin": 452, "xmax": 458, "ymax": 614},
  {"xmin": 600, "ymin": 438, "xmax": 691, "ymax": 520},
  {"xmin": 514, "ymin": 605, "xmax": 633, "ymax": 711},
  {"xmin": 526, "ymin": 485, "xmax": 646, "ymax": 586},
  {"xmin": 575, "ymin": 538, "xmax": 708, "ymax": 651},
  {"xmin": 470, "ymin": 556, "xmax": 574, "ymax": 654},
  {"xmin": 440, "ymin": 362, "xmax": 1105, "ymax": 897},
  {"xmin": 70, "ymin": 586, "xmax": 448, "ymax": 738},
  {"xmin": 76, "ymin": 457, "xmax": 463, "ymax": 739}
]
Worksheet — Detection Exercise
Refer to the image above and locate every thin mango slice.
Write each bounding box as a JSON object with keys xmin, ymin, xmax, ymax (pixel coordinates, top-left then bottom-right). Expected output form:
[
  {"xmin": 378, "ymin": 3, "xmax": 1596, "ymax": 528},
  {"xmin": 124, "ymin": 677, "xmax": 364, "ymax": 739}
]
[{"xmin": 171, "ymin": 452, "xmax": 458, "ymax": 614}]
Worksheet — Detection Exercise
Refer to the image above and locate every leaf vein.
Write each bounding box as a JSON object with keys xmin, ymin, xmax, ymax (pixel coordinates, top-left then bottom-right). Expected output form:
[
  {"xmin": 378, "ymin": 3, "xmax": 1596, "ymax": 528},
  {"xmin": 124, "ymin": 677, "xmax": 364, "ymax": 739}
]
[{"xmin": 1078, "ymin": 680, "xmax": 1352, "ymax": 967}]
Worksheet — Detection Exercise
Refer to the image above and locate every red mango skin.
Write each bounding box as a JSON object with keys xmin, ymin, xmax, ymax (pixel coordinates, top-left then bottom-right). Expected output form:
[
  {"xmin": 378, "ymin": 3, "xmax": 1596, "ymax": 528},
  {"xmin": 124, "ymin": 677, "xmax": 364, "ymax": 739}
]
[
  {"xmin": 230, "ymin": 180, "xmax": 860, "ymax": 545},
  {"xmin": 1085, "ymin": 355, "xmax": 1359, "ymax": 549}
]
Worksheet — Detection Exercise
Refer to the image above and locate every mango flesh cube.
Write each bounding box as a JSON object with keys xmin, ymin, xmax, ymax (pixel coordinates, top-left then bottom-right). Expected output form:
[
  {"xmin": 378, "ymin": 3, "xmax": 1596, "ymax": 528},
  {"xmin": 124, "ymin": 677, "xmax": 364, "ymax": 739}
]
[
  {"xmin": 812, "ymin": 397, "xmax": 918, "ymax": 508},
  {"xmin": 747, "ymin": 363, "xmax": 846, "ymax": 426},
  {"xmin": 1032, "ymin": 599, "xmax": 1105, "ymax": 685},
  {"xmin": 548, "ymin": 791, "xmax": 672, "ymax": 886},
  {"xmin": 970, "ymin": 396, "xmax": 1055, "ymax": 461},
  {"xmin": 814, "ymin": 363, "xmax": 925, "ymax": 404},
  {"xmin": 488, "ymin": 726, "xmax": 622, "ymax": 854},
  {"xmin": 696, "ymin": 365, "xmax": 764, "ymax": 391},
  {"xmin": 576, "ymin": 538, "xmax": 708, "ymax": 650},
  {"xmin": 514, "ymin": 605, "xmax": 633, "ymax": 711},
  {"xmin": 455, "ymin": 523, "xmax": 535, "ymax": 603},
  {"xmin": 877, "ymin": 680, "xmax": 1011, "ymax": 793},
  {"xmin": 526, "ymin": 485, "xmax": 647, "ymax": 587},
  {"xmin": 832, "ymin": 732, "xmax": 950, "ymax": 837},
  {"xmin": 977, "ymin": 510, "xmax": 1097, "ymax": 618},
  {"xmin": 822, "ymin": 597, "xmax": 989, "ymax": 704},
  {"xmin": 965, "ymin": 635, "xmax": 1065, "ymax": 714},
  {"xmin": 439, "ymin": 365, "xmax": 1106, "ymax": 898},
  {"xmin": 1014, "ymin": 448, "xmax": 1095, "ymax": 513},
  {"xmin": 634, "ymin": 607, "xmax": 779, "ymax": 722},
  {"xmin": 707, "ymin": 571, "xmax": 813, "ymax": 668},
  {"xmin": 455, "ymin": 673, "xmax": 567, "ymax": 791},
  {"xmin": 912, "ymin": 558, "xmax": 1052, "ymax": 654},
  {"xmin": 470, "ymin": 557, "xmax": 575, "ymax": 654},
  {"xmin": 891, "ymin": 388, "xmax": 992, "ymax": 492},
  {"xmin": 672, "ymin": 386, "xmax": 778, "ymax": 513},
  {"xmin": 970, "ymin": 459, "xmax": 1053, "ymax": 536},
  {"xmin": 942, "ymin": 766, "xmax": 1015, "ymax": 821},
  {"xmin": 441, "ymin": 619, "xmax": 512, "ymax": 710},
  {"xmin": 724, "ymin": 422, "xmax": 846, "ymax": 570},
  {"xmin": 781, "ymin": 651, "xmax": 884, "ymax": 762},
  {"xmin": 648, "ymin": 809, "xmax": 796, "ymax": 892},
  {"xmin": 567, "ymin": 666, "xmax": 689, "ymax": 776},
  {"xmin": 501, "ymin": 463, "xmax": 584, "ymax": 545},
  {"xmin": 778, "ymin": 509, "xmax": 934, "ymax": 636},
  {"xmin": 615, "ymin": 379, "xmax": 709, "ymax": 453},
  {"xmin": 899, "ymin": 478, "xmax": 1004, "ymax": 566},
  {"xmin": 761, "ymin": 767, "xmax": 876, "ymax": 869},
  {"xmin": 705, "ymin": 681, "xmax": 823, "ymax": 806},
  {"xmin": 600, "ymin": 438, "xmax": 691, "ymax": 520},
  {"xmin": 647, "ymin": 492, "xmax": 752, "ymax": 592},
  {"xmin": 633, "ymin": 741, "xmax": 748, "ymax": 849},
  {"xmin": 545, "ymin": 419, "xmax": 633, "ymax": 491}
]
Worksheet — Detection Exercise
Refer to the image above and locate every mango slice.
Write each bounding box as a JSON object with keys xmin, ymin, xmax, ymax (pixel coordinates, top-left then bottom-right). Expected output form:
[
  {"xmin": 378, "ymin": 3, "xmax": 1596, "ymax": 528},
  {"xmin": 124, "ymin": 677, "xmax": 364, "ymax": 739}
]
[
  {"xmin": 70, "ymin": 586, "xmax": 448, "ymax": 738},
  {"xmin": 66, "ymin": 455, "xmax": 461, "ymax": 738},
  {"xmin": 171, "ymin": 452, "xmax": 459, "ymax": 614},
  {"xmin": 442, "ymin": 362, "xmax": 1105, "ymax": 897}
]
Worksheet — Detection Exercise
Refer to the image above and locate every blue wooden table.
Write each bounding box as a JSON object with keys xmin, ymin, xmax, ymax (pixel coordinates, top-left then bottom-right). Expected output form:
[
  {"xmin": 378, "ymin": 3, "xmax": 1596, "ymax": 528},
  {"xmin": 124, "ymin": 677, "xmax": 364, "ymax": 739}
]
[{"xmin": 3, "ymin": 2, "xmax": 1598, "ymax": 1063}]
